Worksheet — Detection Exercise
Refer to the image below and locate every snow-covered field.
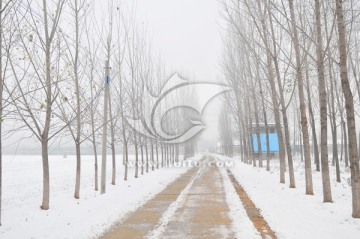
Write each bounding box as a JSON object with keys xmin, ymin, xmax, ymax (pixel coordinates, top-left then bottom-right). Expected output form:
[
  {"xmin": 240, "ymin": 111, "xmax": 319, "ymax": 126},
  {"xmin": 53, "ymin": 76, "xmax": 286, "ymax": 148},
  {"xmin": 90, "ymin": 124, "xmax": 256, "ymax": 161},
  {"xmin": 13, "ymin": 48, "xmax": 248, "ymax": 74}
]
[
  {"xmin": 216, "ymin": 154, "xmax": 360, "ymax": 239},
  {"xmin": 0, "ymin": 154, "xmax": 194, "ymax": 239}
]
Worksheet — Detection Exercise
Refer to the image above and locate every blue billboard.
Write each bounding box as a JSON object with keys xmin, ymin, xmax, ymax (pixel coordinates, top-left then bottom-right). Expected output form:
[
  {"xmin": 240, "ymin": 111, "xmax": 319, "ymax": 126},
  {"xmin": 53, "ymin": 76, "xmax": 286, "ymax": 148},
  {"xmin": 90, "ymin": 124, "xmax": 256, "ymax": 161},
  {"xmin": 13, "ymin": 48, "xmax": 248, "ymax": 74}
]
[{"xmin": 252, "ymin": 133, "xmax": 279, "ymax": 153}]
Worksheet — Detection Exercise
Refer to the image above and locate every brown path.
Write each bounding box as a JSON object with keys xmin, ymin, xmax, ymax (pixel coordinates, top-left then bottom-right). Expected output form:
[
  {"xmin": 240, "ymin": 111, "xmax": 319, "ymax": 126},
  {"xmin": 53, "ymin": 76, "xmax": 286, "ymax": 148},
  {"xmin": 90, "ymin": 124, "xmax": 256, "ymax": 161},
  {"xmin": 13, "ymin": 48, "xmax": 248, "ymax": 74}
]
[
  {"xmin": 100, "ymin": 156, "xmax": 235, "ymax": 239},
  {"xmin": 101, "ymin": 164, "xmax": 199, "ymax": 239},
  {"xmin": 160, "ymin": 160, "xmax": 235, "ymax": 239},
  {"xmin": 101, "ymin": 156, "xmax": 276, "ymax": 239}
]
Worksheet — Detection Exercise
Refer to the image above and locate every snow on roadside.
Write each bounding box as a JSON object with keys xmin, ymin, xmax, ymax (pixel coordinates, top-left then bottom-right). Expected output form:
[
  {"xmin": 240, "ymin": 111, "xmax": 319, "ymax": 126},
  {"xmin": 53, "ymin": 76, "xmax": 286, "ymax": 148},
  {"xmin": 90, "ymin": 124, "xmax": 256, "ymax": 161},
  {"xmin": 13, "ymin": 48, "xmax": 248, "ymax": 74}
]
[
  {"xmin": 0, "ymin": 154, "xmax": 201, "ymax": 239},
  {"xmin": 218, "ymin": 165, "xmax": 261, "ymax": 239},
  {"xmin": 216, "ymin": 154, "xmax": 360, "ymax": 239}
]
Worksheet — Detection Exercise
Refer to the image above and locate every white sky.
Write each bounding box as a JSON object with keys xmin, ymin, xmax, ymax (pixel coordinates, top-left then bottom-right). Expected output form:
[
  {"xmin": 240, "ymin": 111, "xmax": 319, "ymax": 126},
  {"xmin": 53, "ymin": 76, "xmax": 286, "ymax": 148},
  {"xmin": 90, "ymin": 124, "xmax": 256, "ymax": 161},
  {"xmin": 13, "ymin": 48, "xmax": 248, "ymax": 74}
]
[
  {"xmin": 136, "ymin": 0, "xmax": 223, "ymax": 82},
  {"xmin": 135, "ymin": 0, "xmax": 225, "ymax": 149}
]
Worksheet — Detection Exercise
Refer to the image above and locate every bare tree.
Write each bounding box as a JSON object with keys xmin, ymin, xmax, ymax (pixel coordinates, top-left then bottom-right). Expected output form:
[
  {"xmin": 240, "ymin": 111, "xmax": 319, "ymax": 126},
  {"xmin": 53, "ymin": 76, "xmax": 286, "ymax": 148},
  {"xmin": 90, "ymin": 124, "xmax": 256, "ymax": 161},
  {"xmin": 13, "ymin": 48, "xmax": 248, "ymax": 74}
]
[
  {"xmin": 335, "ymin": 0, "xmax": 360, "ymax": 218},
  {"xmin": 287, "ymin": 0, "xmax": 313, "ymax": 194},
  {"xmin": 9, "ymin": 0, "xmax": 66, "ymax": 209}
]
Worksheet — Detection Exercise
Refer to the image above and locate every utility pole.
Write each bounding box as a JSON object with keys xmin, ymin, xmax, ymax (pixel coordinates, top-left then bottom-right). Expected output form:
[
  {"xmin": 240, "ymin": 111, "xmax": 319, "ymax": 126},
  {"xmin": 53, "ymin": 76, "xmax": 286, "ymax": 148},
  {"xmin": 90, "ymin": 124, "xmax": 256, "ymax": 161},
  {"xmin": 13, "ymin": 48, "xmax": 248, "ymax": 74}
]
[{"xmin": 101, "ymin": 60, "xmax": 110, "ymax": 194}]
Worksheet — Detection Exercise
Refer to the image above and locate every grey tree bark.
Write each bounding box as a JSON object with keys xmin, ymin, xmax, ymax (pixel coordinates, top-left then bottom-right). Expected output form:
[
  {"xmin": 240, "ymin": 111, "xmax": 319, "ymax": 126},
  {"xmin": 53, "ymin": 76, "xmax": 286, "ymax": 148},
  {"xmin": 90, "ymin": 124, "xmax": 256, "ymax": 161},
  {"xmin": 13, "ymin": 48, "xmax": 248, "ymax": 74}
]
[
  {"xmin": 335, "ymin": 0, "xmax": 360, "ymax": 217},
  {"xmin": 288, "ymin": 0, "xmax": 311, "ymax": 192},
  {"xmin": 315, "ymin": 0, "xmax": 333, "ymax": 202}
]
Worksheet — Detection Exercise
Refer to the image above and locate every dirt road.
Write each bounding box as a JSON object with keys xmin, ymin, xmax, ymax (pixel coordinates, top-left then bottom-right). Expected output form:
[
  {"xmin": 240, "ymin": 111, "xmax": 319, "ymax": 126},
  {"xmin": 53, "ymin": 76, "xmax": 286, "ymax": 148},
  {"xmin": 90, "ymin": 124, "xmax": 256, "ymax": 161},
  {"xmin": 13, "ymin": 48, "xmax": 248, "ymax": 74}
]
[{"xmin": 100, "ymin": 155, "xmax": 275, "ymax": 239}]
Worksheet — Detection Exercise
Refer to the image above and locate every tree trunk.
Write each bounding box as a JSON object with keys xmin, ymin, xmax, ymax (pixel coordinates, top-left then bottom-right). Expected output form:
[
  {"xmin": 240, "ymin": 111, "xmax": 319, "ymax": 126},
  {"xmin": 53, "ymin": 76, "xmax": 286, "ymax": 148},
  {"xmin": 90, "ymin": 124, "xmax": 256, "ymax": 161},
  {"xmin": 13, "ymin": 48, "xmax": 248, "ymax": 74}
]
[
  {"xmin": 151, "ymin": 141, "xmax": 155, "ymax": 171},
  {"xmin": 41, "ymin": 139, "xmax": 50, "ymax": 210},
  {"xmin": 73, "ymin": 0, "xmax": 82, "ymax": 199},
  {"xmin": 108, "ymin": 97, "xmax": 116, "ymax": 185},
  {"xmin": 267, "ymin": 8, "xmax": 287, "ymax": 184},
  {"xmin": 145, "ymin": 141, "xmax": 149, "ymax": 172},
  {"xmin": 161, "ymin": 143, "xmax": 164, "ymax": 167},
  {"xmin": 253, "ymin": 93, "xmax": 262, "ymax": 167},
  {"xmin": 101, "ymin": 60, "xmax": 110, "ymax": 194},
  {"xmin": 41, "ymin": 0, "xmax": 53, "ymax": 208},
  {"xmin": 259, "ymin": 79, "xmax": 271, "ymax": 171},
  {"xmin": 89, "ymin": 66, "xmax": 98, "ymax": 191},
  {"xmin": 299, "ymin": 128, "xmax": 304, "ymax": 162},
  {"xmin": 165, "ymin": 145, "xmax": 169, "ymax": 165},
  {"xmin": 134, "ymin": 142, "xmax": 139, "ymax": 178},
  {"xmin": 330, "ymin": 77, "xmax": 341, "ymax": 182},
  {"xmin": 305, "ymin": 58, "xmax": 320, "ymax": 172},
  {"xmin": 336, "ymin": 0, "xmax": 360, "ymax": 217},
  {"xmin": 90, "ymin": 110, "xmax": 98, "ymax": 191},
  {"xmin": 156, "ymin": 142, "xmax": 160, "ymax": 168},
  {"xmin": 124, "ymin": 142, "xmax": 128, "ymax": 181},
  {"xmin": 74, "ymin": 142, "xmax": 81, "ymax": 199},
  {"xmin": 344, "ymin": 122, "xmax": 349, "ymax": 168},
  {"xmin": 314, "ymin": 0, "xmax": 333, "ymax": 202},
  {"xmin": 140, "ymin": 144, "xmax": 144, "ymax": 175},
  {"xmin": 288, "ymin": 0, "xmax": 312, "ymax": 193},
  {"xmin": 175, "ymin": 144, "xmax": 179, "ymax": 163}
]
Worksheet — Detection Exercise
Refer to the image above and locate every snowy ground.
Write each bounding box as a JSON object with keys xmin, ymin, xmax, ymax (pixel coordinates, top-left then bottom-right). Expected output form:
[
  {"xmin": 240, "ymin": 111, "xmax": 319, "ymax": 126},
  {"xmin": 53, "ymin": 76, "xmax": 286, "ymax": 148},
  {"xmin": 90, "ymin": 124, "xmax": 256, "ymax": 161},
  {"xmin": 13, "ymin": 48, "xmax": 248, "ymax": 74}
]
[
  {"xmin": 216, "ymin": 154, "xmax": 360, "ymax": 239},
  {"xmin": 0, "ymin": 154, "xmax": 198, "ymax": 239},
  {"xmin": 2, "ymin": 153, "xmax": 359, "ymax": 239},
  {"xmin": 218, "ymin": 166, "xmax": 261, "ymax": 238}
]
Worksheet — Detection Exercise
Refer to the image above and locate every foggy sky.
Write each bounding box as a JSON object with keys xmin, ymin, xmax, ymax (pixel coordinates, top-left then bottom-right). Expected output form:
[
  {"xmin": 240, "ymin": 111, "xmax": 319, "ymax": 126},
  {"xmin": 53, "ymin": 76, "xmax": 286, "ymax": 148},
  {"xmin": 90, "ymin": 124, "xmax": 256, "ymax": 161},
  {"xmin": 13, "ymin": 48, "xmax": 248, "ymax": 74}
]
[{"xmin": 135, "ymin": 0, "xmax": 225, "ymax": 149}]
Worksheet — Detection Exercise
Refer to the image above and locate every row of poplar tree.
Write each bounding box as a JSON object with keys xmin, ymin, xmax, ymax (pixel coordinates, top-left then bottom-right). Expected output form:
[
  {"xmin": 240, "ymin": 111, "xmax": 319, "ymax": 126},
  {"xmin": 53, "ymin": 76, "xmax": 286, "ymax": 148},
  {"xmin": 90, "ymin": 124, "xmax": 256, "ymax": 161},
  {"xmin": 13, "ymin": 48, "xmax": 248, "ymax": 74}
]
[{"xmin": 219, "ymin": 0, "xmax": 360, "ymax": 218}]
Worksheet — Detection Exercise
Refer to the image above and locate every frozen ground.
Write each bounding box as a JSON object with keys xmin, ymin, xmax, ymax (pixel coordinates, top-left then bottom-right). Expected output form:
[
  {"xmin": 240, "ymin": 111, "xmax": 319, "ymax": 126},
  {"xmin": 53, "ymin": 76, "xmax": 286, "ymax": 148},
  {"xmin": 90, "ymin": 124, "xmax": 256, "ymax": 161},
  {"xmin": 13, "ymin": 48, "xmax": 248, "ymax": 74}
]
[
  {"xmin": 0, "ymin": 154, "xmax": 196, "ymax": 239},
  {"xmin": 2, "ymin": 153, "xmax": 359, "ymax": 239},
  {"xmin": 216, "ymin": 154, "xmax": 360, "ymax": 239}
]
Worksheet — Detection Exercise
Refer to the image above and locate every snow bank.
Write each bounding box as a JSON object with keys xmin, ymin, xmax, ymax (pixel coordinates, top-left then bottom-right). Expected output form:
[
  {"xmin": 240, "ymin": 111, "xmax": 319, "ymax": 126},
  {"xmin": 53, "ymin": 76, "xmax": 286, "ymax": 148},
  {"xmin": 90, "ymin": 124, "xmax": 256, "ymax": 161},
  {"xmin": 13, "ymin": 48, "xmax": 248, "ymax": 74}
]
[
  {"xmin": 217, "ymin": 154, "xmax": 360, "ymax": 239},
  {"xmin": 218, "ymin": 166, "xmax": 261, "ymax": 239},
  {"xmin": 0, "ymin": 154, "xmax": 197, "ymax": 239}
]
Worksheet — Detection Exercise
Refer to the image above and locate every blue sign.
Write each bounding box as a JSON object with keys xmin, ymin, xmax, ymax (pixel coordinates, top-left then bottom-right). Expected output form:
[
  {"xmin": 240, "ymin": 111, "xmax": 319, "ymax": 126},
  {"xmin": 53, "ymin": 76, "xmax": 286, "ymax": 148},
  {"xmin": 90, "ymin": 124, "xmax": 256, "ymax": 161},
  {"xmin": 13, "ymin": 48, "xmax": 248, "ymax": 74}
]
[
  {"xmin": 252, "ymin": 133, "xmax": 279, "ymax": 153},
  {"xmin": 106, "ymin": 75, "xmax": 110, "ymax": 85}
]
